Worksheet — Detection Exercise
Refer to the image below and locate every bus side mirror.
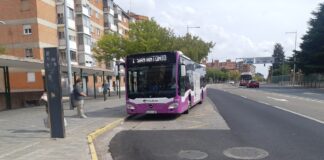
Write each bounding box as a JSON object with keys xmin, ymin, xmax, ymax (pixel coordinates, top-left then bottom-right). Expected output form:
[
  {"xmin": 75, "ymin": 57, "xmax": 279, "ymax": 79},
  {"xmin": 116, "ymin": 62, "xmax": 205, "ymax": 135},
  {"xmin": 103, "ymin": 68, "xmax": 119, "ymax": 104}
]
[{"xmin": 181, "ymin": 64, "xmax": 186, "ymax": 77}]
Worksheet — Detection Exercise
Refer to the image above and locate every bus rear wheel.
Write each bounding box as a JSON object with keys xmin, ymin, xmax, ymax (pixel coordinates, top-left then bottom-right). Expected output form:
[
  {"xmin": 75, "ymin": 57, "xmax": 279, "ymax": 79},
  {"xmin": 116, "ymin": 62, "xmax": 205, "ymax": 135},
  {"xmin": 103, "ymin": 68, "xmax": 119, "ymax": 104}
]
[
  {"xmin": 183, "ymin": 96, "xmax": 191, "ymax": 114},
  {"xmin": 198, "ymin": 91, "xmax": 203, "ymax": 104}
]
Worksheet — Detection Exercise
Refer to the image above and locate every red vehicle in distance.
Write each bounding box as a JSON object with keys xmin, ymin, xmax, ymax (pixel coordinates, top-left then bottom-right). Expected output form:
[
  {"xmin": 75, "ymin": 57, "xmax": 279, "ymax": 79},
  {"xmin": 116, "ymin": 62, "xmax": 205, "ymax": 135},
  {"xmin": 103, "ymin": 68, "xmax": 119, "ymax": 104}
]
[
  {"xmin": 247, "ymin": 80, "xmax": 260, "ymax": 88},
  {"xmin": 239, "ymin": 72, "xmax": 252, "ymax": 86}
]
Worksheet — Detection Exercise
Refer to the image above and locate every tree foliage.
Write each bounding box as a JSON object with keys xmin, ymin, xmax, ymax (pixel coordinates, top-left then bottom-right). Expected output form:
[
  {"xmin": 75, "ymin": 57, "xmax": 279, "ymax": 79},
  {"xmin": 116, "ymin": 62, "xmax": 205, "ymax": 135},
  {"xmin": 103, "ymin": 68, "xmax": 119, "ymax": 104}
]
[
  {"xmin": 296, "ymin": 3, "xmax": 324, "ymax": 74},
  {"xmin": 93, "ymin": 19, "xmax": 214, "ymax": 63},
  {"xmin": 272, "ymin": 43, "xmax": 285, "ymax": 70},
  {"xmin": 272, "ymin": 63, "xmax": 291, "ymax": 76},
  {"xmin": 92, "ymin": 33, "xmax": 126, "ymax": 62},
  {"xmin": 0, "ymin": 46, "xmax": 5, "ymax": 55},
  {"xmin": 254, "ymin": 73, "xmax": 265, "ymax": 82},
  {"xmin": 172, "ymin": 34, "xmax": 215, "ymax": 62},
  {"xmin": 206, "ymin": 68, "xmax": 239, "ymax": 83}
]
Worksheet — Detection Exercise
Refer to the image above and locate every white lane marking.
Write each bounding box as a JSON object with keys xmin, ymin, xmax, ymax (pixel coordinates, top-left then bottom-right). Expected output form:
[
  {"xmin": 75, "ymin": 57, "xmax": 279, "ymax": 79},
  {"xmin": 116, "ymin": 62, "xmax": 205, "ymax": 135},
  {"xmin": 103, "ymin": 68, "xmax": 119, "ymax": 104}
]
[
  {"xmin": 272, "ymin": 106, "xmax": 324, "ymax": 124},
  {"xmin": 303, "ymin": 92, "xmax": 321, "ymax": 95},
  {"xmin": 250, "ymin": 89, "xmax": 324, "ymax": 102},
  {"xmin": 258, "ymin": 101, "xmax": 269, "ymax": 105},
  {"xmin": 241, "ymin": 96, "xmax": 247, "ymax": 99},
  {"xmin": 267, "ymin": 96, "xmax": 288, "ymax": 102}
]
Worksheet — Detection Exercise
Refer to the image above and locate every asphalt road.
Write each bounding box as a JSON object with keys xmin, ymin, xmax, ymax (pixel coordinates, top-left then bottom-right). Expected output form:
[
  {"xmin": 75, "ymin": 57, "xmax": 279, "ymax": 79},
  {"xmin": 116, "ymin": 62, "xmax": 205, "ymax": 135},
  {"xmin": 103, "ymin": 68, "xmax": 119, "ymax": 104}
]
[
  {"xmin": 108, "ymin": 88, "xmax": 324, "ymax": 160},
  {"xmin": 249, "ymin": 84, "xmax": 324, "ymax": 100}
]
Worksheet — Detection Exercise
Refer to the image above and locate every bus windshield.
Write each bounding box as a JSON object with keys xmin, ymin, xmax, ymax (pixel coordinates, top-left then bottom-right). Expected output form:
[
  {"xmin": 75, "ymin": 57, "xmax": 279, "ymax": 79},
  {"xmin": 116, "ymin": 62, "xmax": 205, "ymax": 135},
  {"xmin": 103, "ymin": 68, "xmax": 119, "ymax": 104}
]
[
  {"xmin": 127, "ymin": 64, "xmax": 177, "ymax": 99},
  {"xmin": 240, "ymin": 74, "xmax": 252, "ymax": 81}
]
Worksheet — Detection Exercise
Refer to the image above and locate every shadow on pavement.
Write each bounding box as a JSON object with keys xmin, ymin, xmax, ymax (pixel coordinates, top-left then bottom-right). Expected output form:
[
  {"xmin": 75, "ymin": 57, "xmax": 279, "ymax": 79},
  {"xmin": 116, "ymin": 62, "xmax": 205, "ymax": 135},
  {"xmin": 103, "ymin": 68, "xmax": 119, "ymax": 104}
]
[
  {"xmin": 126, "ymin": 114, "xmax": 180, "ymax": 122},
  {"xmin": 84, "ymin": 105, "xmax": 126, "ymax": 118},
  {"xmin": 10, "ymin": 129, "xmax": 49, "ymax": 133}
]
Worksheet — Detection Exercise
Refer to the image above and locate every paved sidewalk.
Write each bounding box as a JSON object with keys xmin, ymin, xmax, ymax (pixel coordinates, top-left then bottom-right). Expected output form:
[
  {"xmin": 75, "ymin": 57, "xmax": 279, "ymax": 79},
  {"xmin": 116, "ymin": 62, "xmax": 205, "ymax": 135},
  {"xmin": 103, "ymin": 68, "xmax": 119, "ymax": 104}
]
[{"xmin": 0, "ymin": 95, "xmax": 126, "ymax": 160}]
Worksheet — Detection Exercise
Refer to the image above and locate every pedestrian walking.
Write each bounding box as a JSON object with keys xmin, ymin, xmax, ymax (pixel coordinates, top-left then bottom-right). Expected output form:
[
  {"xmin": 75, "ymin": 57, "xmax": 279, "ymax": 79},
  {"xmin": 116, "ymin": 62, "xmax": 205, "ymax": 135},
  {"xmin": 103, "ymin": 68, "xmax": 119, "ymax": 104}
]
[
  {"xmin": 73, "ymin": 78, "xmax": 87, "ymax": 118},
  {"xmin": 41, "ymin": 90, "xmax": 67, "ymax": 127},
  {"xmin": 40, "ymin": 91, "xmax": 50, "ymax": 128},
  {"xmin": 102, "ymin": 80, "xmax": 110, "ymax": 101}
]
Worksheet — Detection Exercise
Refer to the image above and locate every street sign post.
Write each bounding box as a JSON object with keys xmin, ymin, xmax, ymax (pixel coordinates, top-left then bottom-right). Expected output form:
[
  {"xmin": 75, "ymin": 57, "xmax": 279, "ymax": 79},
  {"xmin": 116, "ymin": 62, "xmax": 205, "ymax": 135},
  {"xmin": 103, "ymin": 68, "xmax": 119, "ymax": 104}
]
[
  {"xmin": 44, "ymin": 48, "xmax": 65, "ymax": 138},
  {"xmin": 254, "ymin": 57, "xmax": 275, "ymax": 64},
  {"xmin": 242, "ymin": 58, "xmax": 254, "ymax": 64}
]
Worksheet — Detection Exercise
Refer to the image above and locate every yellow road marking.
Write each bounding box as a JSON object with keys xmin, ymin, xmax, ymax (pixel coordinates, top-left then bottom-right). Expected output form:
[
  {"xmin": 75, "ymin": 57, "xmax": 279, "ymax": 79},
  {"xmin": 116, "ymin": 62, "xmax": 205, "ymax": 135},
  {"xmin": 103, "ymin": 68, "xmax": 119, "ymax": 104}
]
[{"xmin": 87, "ymin": 118, "xmax": 124, "ymax": 160}]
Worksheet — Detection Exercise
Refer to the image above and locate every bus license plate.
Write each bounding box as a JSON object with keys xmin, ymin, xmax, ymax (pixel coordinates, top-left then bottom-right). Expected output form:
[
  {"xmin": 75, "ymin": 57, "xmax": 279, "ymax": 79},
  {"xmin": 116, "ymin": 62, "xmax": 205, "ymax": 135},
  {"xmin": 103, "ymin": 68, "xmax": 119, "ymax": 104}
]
[{"xmin": 146, "ymin": 110, "xmax": 157, "ymax": 114}]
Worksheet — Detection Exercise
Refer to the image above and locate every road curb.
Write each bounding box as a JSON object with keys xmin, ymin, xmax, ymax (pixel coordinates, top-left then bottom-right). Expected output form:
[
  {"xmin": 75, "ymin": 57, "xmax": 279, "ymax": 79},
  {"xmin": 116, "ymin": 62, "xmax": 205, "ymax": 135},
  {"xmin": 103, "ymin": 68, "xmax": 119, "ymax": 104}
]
[{"xmin": 87, "ymin": 118, "xmax": 125, "ymax": 160}]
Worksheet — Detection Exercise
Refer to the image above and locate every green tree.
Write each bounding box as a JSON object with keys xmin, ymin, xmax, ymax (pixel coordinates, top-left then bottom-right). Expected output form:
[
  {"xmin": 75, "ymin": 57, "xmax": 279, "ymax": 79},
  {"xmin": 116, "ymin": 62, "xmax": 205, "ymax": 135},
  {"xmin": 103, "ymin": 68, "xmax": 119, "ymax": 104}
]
[
  {"xmin": 92, "ymin": 33, "xmax": 126, "ymax": 62},
  {"xmin": 296, "ymin": 3, "xmax": 324, "ymax": 74},
  {"xmin": 93, "ymin": 19, "xmax": 214, "ymax": 64},
  {"xmin": 272, "ymin": 43, "xmax": 285, "ymax": 70},
  {"xmin": 0, "ymin": 46, "xmax": 5, "ymax": 55},
  {"xmin": 254, "ymin": 73, "xmax": 265, "ymax": 82},
  {"xmin": 228, "ymin": 70, "xmax": 240, "ymax": 81},
  {"xmin": 272, "ymin": 63, "xmax": 291, "ymax": 76},
  {"xmin": 172, "ymin": 34, "xmax": 215, "ymax": 62},
  {"xmin": 125, "ymin": 19, "xmax": 176, "ymax": 54}
]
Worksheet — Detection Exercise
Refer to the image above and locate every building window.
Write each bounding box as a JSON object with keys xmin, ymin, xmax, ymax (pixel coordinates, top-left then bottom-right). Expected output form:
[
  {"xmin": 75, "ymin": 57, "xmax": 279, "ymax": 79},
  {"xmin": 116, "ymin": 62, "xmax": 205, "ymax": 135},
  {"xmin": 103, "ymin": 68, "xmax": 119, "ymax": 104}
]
[
  {"xmin": 20, "ymin": 0, "xmax": 30, "ymax": 11},
  {"xmin": 27, "ymin": 72, "xmax": 36, "ymax": 83},
  {"xmin": 95, "ymin": 11, "xmax": 99, "ymax": 19},
  {"xmin": 57, "ymin": 13, "xmax": 64, "ymax": 24},
  {"xmin": 91, "ymin": 25, "xmax": 95, "ymax": 33},
  {"xmin": 59, "ymin": 50, "xmax": 67, "ymax": 64},
  {"xmin": 69, "ymin": 35, "xmax": 76, "ymax": 41},
  {"xmin": 58, "ymin": 31, "xmax": 65, "ymax": 39},
  {"xmin": 70, "ymin": 51, "xmax": 77, "ymax": 62},
  {"xmin": 23, "ymin": 24, "xmax": 32, "ymax": 35},
  {"xmin": 25, "ymin": 48, "xmax": 33, "ymax": 58},
  {"xmin": 68, "ymin": 8, "xmax": 74, "ymax": 20},
  {"xmin": 96, "ymin": 28, "xmax": 100, "ymax": 36}
]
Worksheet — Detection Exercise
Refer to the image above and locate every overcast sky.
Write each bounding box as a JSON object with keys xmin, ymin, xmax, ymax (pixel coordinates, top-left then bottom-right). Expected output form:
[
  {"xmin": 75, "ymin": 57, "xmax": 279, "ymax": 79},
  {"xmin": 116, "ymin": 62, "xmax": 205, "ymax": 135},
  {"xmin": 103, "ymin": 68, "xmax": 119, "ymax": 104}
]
[{"xmin": 114, "ymin": 0, "xmax": 322, "ymax": 77}]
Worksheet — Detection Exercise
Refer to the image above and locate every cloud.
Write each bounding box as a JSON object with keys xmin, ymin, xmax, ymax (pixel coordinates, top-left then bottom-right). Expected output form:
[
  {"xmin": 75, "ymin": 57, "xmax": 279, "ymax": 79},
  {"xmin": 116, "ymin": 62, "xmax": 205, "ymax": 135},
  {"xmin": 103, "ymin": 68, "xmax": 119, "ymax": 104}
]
[{"xmin": 199, "ymin": 25, "xmax": 275, "ymax": 62}]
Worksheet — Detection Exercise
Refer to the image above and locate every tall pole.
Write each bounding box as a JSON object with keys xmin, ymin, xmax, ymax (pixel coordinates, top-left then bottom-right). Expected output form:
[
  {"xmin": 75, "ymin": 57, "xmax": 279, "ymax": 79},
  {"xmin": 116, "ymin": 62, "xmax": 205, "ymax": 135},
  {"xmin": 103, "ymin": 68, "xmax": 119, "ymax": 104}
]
[
  {"xmin": 293, "ymin": 32, "xmax": 297, "ymax": 86},
  {"xmin": 286, "ymin": 31, "xmax": 297, "ymax": 86},
  {"xmin": 64, "ymin": 0, "xmax": 73, "ymax": 109},
  {"xmin": 118, "ymin": 63, "xmax": 121, "ymax": 99}
]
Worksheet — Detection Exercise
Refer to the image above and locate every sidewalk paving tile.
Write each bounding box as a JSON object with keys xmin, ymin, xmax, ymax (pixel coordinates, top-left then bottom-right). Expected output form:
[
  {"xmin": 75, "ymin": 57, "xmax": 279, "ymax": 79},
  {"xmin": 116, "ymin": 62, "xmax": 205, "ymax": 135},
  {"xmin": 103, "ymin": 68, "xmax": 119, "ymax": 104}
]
[{"xmin": 0, "ymin": 95, "xmax": 126, "ymax": 160}]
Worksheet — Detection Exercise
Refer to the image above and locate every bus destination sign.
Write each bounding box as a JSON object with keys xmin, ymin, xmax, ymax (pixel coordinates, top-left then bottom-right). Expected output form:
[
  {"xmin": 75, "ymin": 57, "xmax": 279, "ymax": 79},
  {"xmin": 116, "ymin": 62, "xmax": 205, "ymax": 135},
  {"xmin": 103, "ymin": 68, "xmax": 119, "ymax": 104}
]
[
  {"xmin": 127, "ymin": 52, "xmax": 176, "ymax": 66},
  {"xmin": 135, "ymin": 55, "xmax": 167, "ymax": 64}
]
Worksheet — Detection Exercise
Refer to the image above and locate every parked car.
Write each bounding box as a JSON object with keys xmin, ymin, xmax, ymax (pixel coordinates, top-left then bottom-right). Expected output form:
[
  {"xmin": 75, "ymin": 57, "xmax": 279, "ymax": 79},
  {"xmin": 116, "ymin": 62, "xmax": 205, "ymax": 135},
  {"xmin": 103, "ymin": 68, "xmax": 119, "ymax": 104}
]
[
  {"xmin": 247, "ymin": 80, "xmax": 259, "ymax": 88},
  {"xmin": 228, "ymin": 81, "xmax": 235, "ymax": 85}
]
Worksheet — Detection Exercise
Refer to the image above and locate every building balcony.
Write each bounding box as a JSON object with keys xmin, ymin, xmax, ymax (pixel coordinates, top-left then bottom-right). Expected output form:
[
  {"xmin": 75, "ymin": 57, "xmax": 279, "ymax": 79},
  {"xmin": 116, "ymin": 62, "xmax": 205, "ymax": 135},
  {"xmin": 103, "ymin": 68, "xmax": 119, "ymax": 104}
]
[
  {"xmin": 67, "ymin": 19, "xmax": 76, "ymax": 30},
  {"xmin": 77, "ymin": 25, "xmax": 90, "ymax": 35},
  {"xmin": 78, "ymin": 44, "xmax": 91, "ymax": 54},
  {"xmin": 115, "ymin": 14, "xmax": 122, "ymax": 22},
  {"xmin": 59, "ymin": 39, "xmax": 77, "ymax": 50},
  {"xmin": 75, "ymin": 4, "xmax": 90, "ymax": 17},
  {"xmin": 104, "ymin": 23, "xmax": 117, "ymax": 32}
]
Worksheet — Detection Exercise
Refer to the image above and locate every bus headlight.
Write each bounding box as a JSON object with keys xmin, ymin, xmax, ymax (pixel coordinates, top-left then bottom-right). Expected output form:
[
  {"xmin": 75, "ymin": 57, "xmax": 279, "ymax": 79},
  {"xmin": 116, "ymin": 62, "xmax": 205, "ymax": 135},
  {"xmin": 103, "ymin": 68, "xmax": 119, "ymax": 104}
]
[
  {"xmin": 168, "ymin": 103, "xmax": 179, "ymax": 110},
  {"xmin": 127, "ymin": 104, "xmax": 135, "ymax": 110}
]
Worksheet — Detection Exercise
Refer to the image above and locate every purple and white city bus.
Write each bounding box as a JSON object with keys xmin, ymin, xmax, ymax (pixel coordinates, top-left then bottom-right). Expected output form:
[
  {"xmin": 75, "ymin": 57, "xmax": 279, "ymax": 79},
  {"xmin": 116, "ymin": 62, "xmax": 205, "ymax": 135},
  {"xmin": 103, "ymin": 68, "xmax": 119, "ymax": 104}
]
[{"xmin": 125, "ymin": 51, "xmax": 207, "ymax": 115}]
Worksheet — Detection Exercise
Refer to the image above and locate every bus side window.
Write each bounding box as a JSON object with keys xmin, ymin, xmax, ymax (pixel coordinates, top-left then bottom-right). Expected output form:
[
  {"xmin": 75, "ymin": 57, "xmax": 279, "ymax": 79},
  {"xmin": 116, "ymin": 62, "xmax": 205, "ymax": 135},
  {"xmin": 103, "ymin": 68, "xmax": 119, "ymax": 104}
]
[{"xmin": 179, "ymin": 63, "xmax": 185, "ymax": 96}]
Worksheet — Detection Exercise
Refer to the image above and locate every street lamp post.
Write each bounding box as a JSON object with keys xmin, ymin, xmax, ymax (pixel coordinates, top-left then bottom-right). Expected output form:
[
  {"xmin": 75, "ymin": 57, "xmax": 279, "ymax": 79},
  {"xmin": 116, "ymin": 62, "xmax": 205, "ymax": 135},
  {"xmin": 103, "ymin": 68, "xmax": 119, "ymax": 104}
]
[
  {"xmin": 64, "ymin": 0, "xmax": 73, "ymax": 109},
  {"xmin": 186, "ymin": 25, "xmax": 200, "ymax": 34},
  {"xmin": 115, "ymin": 59, "xmax": 124, "ymax": 99},
  {"xmin": 286, "ymin": 31, "xmax": 297, "ymax": 86}
]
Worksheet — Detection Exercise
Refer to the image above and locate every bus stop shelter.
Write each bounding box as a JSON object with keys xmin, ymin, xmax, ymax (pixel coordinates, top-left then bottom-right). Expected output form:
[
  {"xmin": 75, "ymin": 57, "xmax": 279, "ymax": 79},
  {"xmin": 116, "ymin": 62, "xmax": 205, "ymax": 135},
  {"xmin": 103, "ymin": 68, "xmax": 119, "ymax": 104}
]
[{"xmin": 0, "ymin": 55, "xmax": 114, "ymax": 110}]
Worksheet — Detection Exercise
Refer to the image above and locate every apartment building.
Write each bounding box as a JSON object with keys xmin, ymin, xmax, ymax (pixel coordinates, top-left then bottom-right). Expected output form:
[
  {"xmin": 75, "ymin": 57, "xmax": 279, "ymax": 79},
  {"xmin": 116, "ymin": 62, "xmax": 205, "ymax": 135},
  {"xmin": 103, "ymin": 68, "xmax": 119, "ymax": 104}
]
[
  {"xmin": 0, "ymin": 0, "xmax": 58, "ymax": 109},
  {"xmin": 206, "ymin": 59, "xmax": 236, "ymax": 71},
  {"xmin": 128, "ymin": 12, "xmax": 149, "ymax": 22},
  {"xmin": 0, "ymin": 0, "xmax": 136, "ymax": 110},
  {"xmin": 236, "ymin": 61, "xmax": 256, "ymax": 75},
  {"xmin": 219, "ymin": 59, "xmax": 236, "ymax": 70}
]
